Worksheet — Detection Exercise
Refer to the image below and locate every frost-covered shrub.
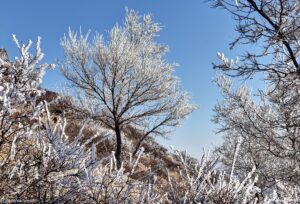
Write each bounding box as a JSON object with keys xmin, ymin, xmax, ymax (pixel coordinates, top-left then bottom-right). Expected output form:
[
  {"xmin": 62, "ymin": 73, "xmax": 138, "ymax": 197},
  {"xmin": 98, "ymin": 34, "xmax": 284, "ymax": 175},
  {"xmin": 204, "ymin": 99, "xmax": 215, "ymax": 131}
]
[
  {"xmin": 166, "ymin": 146, "xmax": 260, "ymax": 204},
  {"xmin": 0, "ymin": 35, "xmax": 53, "ymax": 200},
  {"xmin": 0, "ymin": 35, "xmax": 99, "ymax": 202},
  {"xmin": 85, "ymin": 148, "xmax": 165, "ymax": 203},
  {"xmin": 166, "ymin": 146, "xmax": 300, "ymax": 203}
]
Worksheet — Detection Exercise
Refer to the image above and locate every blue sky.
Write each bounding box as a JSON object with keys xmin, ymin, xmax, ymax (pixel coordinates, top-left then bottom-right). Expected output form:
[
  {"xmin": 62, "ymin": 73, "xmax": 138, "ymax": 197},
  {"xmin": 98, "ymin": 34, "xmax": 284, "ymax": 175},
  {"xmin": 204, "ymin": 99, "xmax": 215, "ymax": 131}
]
[{"xmin": 1, "ymin": 0, "xmax": 247, "ymax": 157}]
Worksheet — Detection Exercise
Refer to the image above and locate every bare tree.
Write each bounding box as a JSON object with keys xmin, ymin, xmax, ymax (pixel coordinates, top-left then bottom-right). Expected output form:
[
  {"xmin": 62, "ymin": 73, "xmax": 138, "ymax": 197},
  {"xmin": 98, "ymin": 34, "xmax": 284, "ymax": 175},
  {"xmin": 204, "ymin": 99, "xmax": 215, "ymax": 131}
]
[
  {"xmin": 211, "ymin": 0, "xmax": 300, "ymax": 81},
  {"xmin": 60, "ymin": 9, "xmax": 195, "ymax": 168}
]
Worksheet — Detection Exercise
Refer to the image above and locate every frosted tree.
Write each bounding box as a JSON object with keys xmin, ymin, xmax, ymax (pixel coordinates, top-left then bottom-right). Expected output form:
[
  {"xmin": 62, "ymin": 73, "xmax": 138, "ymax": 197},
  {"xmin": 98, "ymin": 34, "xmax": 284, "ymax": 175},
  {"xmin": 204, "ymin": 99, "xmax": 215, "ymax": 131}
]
[
  {"xmin": 60, "ymin": 9, "xmax": 196, "ymax": 168},
  {"xmin": 210, "ymin": 0, "xmax": 300, "ymax": 200},
  {"xmin": 213, "ymin": 75, "xmax": 300, "ymax": 198}
]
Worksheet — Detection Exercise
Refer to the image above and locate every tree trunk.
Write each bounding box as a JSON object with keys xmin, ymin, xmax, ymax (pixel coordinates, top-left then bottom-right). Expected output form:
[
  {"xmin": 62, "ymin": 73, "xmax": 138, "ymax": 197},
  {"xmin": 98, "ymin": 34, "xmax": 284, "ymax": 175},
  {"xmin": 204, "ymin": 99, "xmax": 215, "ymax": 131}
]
[{"xmin": 114, "ymin": 125, "xmax": 122, "ymax": 169}]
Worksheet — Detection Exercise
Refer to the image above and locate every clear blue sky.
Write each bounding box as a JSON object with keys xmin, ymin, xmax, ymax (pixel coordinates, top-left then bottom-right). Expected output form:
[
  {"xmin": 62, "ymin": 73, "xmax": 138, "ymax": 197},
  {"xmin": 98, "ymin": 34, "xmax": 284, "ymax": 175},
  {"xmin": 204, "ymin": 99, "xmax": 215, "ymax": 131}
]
[{"xmin": 1, "ymin": 0, "xmax": 246, "ymax": 157}]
